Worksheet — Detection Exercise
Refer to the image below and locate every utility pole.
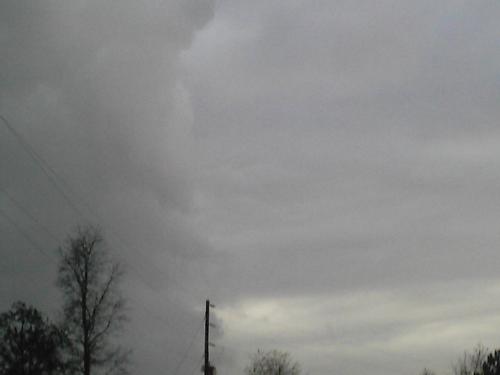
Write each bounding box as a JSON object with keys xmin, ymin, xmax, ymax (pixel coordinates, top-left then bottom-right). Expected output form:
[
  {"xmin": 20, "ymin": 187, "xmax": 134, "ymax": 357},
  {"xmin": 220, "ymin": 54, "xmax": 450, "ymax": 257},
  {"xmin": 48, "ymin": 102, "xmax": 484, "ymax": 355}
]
[
  {"xmin": 204, "ymin": 300, "xmax": 215, "ymax": 375},
  {"xmin": 204, "ymin": 300, "xmax": 210, "ymax": 375}
]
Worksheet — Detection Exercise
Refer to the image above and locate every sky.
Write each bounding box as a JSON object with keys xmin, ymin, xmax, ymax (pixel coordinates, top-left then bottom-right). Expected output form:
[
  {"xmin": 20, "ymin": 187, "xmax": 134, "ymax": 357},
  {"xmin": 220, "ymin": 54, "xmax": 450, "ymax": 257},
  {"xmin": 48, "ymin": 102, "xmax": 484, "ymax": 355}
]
[{"xmin": 1, "ymin": 1, "xmax": 500, "ymax": 375}]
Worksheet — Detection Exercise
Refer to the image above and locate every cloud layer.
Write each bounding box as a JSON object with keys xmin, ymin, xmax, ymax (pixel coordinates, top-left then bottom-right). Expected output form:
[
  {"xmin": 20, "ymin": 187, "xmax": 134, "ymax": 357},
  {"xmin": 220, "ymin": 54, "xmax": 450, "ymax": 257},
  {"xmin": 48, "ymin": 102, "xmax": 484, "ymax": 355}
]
[
  {"xmin": 2, "ymin": 1, "xmax": 500, "ymax": 375},
  {"xmin": 185, "ymin": 1, "xmax": 500, "ymax": 374},
  {"xmin": 1, "ymin": 1, "xmax": 214, "ymax": 374}
]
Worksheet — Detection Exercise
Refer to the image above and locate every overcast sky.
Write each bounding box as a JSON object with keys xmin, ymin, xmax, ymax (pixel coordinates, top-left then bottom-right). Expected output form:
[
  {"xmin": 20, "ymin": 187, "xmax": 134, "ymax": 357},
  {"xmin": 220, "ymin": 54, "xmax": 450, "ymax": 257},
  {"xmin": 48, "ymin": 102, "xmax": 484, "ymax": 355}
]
[{"xmin": 1, "ymin": 1, "xmax": 500, "ymax": 375}]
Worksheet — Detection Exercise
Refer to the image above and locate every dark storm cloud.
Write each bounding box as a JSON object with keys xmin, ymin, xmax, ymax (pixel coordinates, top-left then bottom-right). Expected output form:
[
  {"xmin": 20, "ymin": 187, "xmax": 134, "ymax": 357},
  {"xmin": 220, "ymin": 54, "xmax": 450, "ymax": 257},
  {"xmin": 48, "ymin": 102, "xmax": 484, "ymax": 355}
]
[
  {"xmin": 1, "ymin": 1, "xmax": 214, "ymax": 375},
  {"xmin": 2, "ymin": 1, "xmax": 500, "ymax": 375}
]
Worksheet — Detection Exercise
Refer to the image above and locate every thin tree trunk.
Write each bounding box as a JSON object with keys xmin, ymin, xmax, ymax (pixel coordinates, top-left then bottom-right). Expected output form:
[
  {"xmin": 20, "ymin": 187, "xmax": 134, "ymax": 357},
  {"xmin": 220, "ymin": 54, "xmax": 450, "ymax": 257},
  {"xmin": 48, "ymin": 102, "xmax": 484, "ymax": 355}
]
[{"xmin": 84, "ymin": 344, "xmax": 91, "ymax": 375}]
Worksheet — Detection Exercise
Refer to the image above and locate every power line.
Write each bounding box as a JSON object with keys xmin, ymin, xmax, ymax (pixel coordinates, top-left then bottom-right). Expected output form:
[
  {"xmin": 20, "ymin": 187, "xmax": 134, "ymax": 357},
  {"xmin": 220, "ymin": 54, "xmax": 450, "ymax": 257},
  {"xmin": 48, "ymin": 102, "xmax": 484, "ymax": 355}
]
[
  {"xmin": 0, "ymin": 114, "xmax": 204, "ymax": 302},
  {"xmin": 0, "ymin": 187, "xmax": 61, "ymax": 245},
  {"xmin": 0, "ymin": 200, "xmax": 193, "ymax": 333},
  {"xmin": 1, "ymin": 190, "xmax": 196, "ymax": 336},
  {"xmin": 173, "ymin": 318, "xmax": 205, "ymax": 375},
  {"xmin": 0, "ymin": 115, "xmax": 92, "ymax": 223},
  {"xmin": 188, "ymin": 357, "xmax": 204, "ymax": 375},
  {"xmin": 213, "ymin": 345, "xmax": 225, "ymax": 366},
  {"xmin": 1, "ymin": 115, "xmax": 214, "ymax": 371},
  {"xmin": 126, "ymin": 291, "xmax": 190, "ymax": 333},
  {"xmin": 0, "ymin": 208, "xmax": 61, "ymax": 289},
  {"xmin": 0, "ymin": 208, "xmax": 58, "ymax": 261},
  {"xmin": 0, "ymin": 204, "xmax": 197, "ymax": 336}
]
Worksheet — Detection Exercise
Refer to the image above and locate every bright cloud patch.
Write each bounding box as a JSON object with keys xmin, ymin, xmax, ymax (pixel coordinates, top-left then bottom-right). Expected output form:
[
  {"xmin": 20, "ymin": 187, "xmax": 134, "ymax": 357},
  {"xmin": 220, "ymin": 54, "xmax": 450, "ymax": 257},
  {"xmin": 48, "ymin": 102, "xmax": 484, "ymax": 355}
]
[{"xmin": 216, "ymin": 279, "xmax": 500, "ymax": 375}]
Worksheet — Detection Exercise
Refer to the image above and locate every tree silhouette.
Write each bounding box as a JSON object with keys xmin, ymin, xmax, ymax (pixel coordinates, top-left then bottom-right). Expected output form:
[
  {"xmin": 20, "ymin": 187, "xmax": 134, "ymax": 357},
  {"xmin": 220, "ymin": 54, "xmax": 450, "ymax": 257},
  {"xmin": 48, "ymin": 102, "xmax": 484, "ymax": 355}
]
[
  {"xmin": 453, "ymin": 344, "xmax": 489, "ymax": 375},
  {"xmin": 245, "ymin": 349, "xmax": 300, "ymax": 375},
  {"xmin": 421, "ymin": 368, "xmax": 436, "ymax": 375},
  {"xmin": 0, "ymin": 301, "xmax": 65, "ymax": 375},
  {"xmin": 482, "ymin": 350, "xmax": 500, "ymax": 375},
  {"xmin": 57, "ymin": 226, "xmax": 129, "ymax": 375}
]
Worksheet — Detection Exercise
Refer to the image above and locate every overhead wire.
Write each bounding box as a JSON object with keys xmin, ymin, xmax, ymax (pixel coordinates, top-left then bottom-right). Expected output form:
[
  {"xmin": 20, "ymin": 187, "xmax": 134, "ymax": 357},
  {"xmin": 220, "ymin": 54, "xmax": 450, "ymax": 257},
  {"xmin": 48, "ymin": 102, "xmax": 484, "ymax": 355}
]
[
  {"xmin": 0, "ymin": 187, "xmax": 61, "ymax": 245},
  {"xmin": 0, "ymin": 209, "xmax": 60, "ymax": 289},
  {"xmin": 189, "ymin": 357, "xmax": 204, "ymax": 375},
  {"xmin": 172, "ymin": 317, "xmax": 205, "ymax": 375},
  {"xmin": 0, "ymin": 208, "xmax": 58, "ymax": 262},
  {"xmin": 0, "ymin": 192, "xmax": 196, "ymax": 337},
  {"xmin": 0, "ymin": 203, "xmax": 197, "ymax": 335},
  {"xmin": 1, "ymin": 115, "xmax": 210, "ymax": 368},
  {"xmin": 0, "ymin": 115, "xmax": 203, "ymax": 307},
  {"xmin": 0, "ymin": 115, "xmax": 92, "ymax": 223}
]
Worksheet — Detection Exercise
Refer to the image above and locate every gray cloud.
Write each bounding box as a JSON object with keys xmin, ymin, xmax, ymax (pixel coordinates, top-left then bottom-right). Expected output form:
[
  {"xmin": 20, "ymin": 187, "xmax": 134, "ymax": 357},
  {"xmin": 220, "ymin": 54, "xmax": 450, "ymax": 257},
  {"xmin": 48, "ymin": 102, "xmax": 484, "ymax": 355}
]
[
  {"xmin": 184, "ymin": 1, "xmax": 500, "ymax": 374},
  {"xmin": 2, "ymin": 1, "xmax": 500, "ymax": 375},
  {"xmin": 1, "ymin": 1, "xmax": 214, "ymax": 375}
]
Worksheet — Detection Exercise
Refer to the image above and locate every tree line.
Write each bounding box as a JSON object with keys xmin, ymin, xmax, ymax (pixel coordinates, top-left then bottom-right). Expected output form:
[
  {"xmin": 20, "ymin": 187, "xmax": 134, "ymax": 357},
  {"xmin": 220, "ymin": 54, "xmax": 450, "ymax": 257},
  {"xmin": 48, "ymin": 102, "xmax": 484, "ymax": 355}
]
[
  {"xmin": 0, "ymin": 226, "xmax": 128, "ymax": 375},
  {"xmin": 3, "ymin": 226, "xmax": 500, "ymax": 375},
  {"xmin": 246, "ymin": 344, "xmax": 500, "ymax": 375},
  {"xmin": 246, "ymin": 345, "xmax": 500, "ymax": 375},
  {"xmin": 423, "ymin": 344, "xmax": 500, "ymax": 375}
]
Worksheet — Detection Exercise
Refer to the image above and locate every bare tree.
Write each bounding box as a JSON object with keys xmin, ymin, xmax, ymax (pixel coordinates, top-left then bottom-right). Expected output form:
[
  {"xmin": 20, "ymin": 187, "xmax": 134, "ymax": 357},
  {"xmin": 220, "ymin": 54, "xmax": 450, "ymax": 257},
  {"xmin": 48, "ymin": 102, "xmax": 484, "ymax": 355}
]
[
  {"xmin": 245, "ymin": 349, "xmax": 300, "ymax": 375},
  {"xmin": 453, "ymin": 344, "xmax": 489, "ymax": 375},
  {"xmin": 57, "ymin": 226, "xmax": 129, "ymax": 375},
  {"xmin": 421, "ymin": 368, "xmax": 436, "ymax": 375}
]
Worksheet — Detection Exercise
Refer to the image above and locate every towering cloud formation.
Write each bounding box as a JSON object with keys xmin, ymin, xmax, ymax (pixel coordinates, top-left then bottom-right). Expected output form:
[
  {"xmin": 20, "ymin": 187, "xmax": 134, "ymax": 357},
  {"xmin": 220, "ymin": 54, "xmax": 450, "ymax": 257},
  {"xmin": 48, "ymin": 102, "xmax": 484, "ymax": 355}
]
[
  {"xmin": 1, "ymin": 1, "xmax": 214, "ymax": 374},
  {"xmin": 3, "ymin": 1, "xmax": 500, "ymax": 375}
]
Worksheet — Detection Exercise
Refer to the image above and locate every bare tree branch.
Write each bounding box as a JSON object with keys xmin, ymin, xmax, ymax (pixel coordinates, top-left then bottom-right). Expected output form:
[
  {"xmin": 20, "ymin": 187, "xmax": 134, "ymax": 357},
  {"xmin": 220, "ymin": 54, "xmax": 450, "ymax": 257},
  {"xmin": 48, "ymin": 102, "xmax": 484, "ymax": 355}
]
[{"xmin": 57, "ymin": 225, "xmax": 129, "ymax": 375}]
